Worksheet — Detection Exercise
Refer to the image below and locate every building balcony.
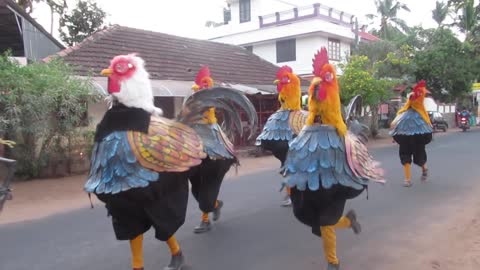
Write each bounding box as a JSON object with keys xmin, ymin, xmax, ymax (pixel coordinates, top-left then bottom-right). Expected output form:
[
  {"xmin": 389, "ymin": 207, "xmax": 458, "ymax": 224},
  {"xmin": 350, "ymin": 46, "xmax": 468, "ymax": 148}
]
[{"xmin": 259, "ymin": 3, "xmax": 355, "ymax": 29}]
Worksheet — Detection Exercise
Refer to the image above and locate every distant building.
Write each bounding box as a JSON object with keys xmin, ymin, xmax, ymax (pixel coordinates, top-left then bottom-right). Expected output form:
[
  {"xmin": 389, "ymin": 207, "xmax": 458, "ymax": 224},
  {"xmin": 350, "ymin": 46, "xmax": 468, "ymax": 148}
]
[
  {"xmin": 0, "ymin": 0, "xmax": 64, "ymax": 64},
  {"xmin": 208, "ymin": 0, "xmax": 379, "ymax": 78}
]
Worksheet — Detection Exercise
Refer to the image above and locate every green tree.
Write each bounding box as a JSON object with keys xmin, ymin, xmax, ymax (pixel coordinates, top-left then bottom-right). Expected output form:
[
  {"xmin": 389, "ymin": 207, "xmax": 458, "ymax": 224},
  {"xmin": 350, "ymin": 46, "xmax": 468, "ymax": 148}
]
[
  {"xmin": 339, "ymin": 56, "xmax": 397, "ymax": 136},
  {"xmin": 432, "ymin": 1, "xmax": 450, "ymax": 27},
  {"xmin": 59, "ymin": 0, "xmax": 107, "ymax": 46},
  {"xmin": 413, "ymin": 28, "xmax": 477, "ymax": 102},
  {"xmin": 0, "ymin": 52, "xmax": 101, "ymax": 178},
  {"xmin": 366, "ymin": 0, "xmax": 411, "ymax": 40}
]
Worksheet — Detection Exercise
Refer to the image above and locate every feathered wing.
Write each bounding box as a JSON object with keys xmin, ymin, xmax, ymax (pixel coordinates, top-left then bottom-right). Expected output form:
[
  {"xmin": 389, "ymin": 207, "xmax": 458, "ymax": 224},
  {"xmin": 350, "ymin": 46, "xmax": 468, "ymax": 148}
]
[
  {"xmin": 345, "ymin": 131, "xmax": 385, "ymax": 184},
  {"xmin": 85, "ymin": 132, "xmax": 160, "ymax": 194},
  {"xmin": 190, "ymin": 123, "xmax": 237, "ymax": 161},
  {"xmin": 284, "ymin": 125, "xmax": 366, "ymax": 191},
  {"xmin": 255, "ymin": 110, "xmax": 294, "ymax": 145},
  {"xmin": 127, "ymin": 116, "xmax": 207, "ymax": 172},
  {"xmin": 284, "ymin": 124, "xmax": 385, "ymax": 192},
  {"xmin": 288, "ymin": 110, "xmax": 309, "ymax": 135},
  {"xmin": 389, "ymin": 109, "xmax": 433, "ymax": 136}
]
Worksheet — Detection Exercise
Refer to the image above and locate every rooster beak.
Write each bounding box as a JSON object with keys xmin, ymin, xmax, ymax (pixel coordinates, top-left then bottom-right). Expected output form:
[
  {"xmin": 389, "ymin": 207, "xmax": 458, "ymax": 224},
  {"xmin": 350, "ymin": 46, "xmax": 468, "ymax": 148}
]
[
  {"xmin": 311, "ymin": 77, "xmax": 322, "ymax": 85},
  {"xmin": 101, "ymin": 68, "xmax": 113, "ymax": 76},
  {"xmin": 273, "ymin": 79, "xmax": 279, "ymax": 85},
  {"xmin": 192, "ymin": 84, "xmax": 200, "ymax": 91}
]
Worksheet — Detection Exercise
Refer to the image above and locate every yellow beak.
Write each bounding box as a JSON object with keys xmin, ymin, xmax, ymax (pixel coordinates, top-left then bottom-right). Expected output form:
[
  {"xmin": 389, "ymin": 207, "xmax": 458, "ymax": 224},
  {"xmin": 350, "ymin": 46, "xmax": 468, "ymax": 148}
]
[
  {"xmin": 273, "ymin": 79, "xmax": 279, "ymax": 85},
  {"xmin": 192, "ymin": 84, "xmax": 200, "ymax": 91},
  {"xmin": 311, "ymin": 77, "xmax": 322, "ymax": 86},
  {"xmin": 101, "ymin": 68, "xmax": 113, "ymax": 76}
]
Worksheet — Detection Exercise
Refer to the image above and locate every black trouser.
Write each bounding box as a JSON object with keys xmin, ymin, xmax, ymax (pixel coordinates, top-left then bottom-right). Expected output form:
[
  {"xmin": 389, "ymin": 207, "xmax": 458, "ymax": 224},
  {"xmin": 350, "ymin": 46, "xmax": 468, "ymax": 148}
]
[
  {"xmin": 290, "ymin": 185, "xmax": 364, "ymax": 237},
  {"xmin": 393, "ymin": 133, "xmax": 432, "ymax": 166},
  {"xmin": 96, "ymin": 172, "xmax": 189, "ymax": 241},
  {"xmin": 189, "ymin": 158, "xmax": 234, "ymax": 213}
]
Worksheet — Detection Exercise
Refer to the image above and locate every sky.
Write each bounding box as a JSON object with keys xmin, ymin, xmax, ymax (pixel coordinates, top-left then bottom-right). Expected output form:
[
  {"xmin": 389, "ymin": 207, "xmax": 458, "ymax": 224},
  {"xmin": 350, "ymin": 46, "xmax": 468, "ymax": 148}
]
[{"xmin": 30, "ymin": 0, "xmax": 462, "ymax": 42}]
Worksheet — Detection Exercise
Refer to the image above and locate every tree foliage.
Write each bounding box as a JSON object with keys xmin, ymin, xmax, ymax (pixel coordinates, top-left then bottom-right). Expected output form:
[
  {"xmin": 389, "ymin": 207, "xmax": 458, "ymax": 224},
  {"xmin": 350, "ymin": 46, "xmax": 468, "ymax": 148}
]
[
  {"xmin": 59, "ymin": 0, "xmax": 107, "ymax": 46},
  {"xmin": 432, "ymin": 1, "xmax": 450, "ymax": 26},
  {"xmin": 413, "ymin": 28, "xmax": 477, "ymax": 102},
  {"xmin": 0, "ymin": 52, "xmax": 101, "ymax": 178},
  {"xmin": 367, "ymin": 0, "xmax": 411, "ymax": 40}
]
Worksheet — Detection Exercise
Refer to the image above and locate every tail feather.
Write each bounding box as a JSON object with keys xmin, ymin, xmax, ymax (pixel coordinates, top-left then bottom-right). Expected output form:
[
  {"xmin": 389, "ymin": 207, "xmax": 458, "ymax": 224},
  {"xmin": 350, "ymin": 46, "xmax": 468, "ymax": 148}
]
[{"xmin": 177, "ymin": 87, "xmax": 258, "ymax": 140}]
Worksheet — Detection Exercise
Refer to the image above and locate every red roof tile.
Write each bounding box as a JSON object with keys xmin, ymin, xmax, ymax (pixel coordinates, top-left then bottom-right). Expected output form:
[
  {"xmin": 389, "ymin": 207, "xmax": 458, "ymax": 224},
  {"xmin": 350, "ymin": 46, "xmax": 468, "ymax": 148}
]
[
  {"xmin": 359, "ymin": 31, "xmax": 381, "ymax": 42},
  {"xmin": 45, "ymin": 25, "xmax": 296, "ymax": 87}
]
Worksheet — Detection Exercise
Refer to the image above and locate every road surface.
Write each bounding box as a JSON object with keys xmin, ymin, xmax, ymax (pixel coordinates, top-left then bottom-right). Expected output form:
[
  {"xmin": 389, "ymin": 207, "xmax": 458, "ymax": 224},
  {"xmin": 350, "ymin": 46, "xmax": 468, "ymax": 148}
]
[{"xmin": 1, "ymin": 129, "xmax": 480, "ymax": 270}]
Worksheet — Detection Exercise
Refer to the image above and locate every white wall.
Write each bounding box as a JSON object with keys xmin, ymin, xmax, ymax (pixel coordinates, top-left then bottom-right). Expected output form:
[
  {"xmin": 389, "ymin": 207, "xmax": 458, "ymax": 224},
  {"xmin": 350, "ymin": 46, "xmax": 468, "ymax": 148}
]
[{"xmin": 252, "ymin": 34, "xmax": 351, "ymax": 75}]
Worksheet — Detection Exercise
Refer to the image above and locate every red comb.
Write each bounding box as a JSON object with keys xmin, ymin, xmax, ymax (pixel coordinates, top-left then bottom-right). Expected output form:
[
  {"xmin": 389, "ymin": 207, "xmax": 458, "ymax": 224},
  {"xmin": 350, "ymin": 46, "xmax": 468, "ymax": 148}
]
[
  {"xmin": 312, "ymin": 47, "xmax": 329, "ymax": 76},
  {"xmin": 194, "ymin": 66, "xmax": 211, "ymax": 85},
  {"xmin": 413, "ymin": 80, "xmax": 426, "ymax": 90},
  {"xmin": 276, "ymin": 65, "xmax": 293, "ymax": 79}
]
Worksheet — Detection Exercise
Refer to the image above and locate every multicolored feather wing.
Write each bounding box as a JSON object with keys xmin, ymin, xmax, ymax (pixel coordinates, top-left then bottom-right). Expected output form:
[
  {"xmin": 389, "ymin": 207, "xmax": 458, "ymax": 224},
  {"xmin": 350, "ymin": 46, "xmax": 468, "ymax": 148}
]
[
  {"xmin": 255, "ymin": 110, "xmax": 294, "ymax": 145},
  {"xmin": 190, "ymin": 123, "xmax": 237, "ymax": 160},
  {"xmin": 84, "ymin": 132, "xmax": 159, "ymax": 194},
  {"xmin": 127, "ymin": 116, "xmax": 206, "ymax": 172},
  {"xmin": 389, "ymin": 109, "xmax": 433, "ymax": 136},
  {"xmin": 288, "ymin": 109, "xmax": 308, "ymax": 135},
  {"xmin": 284, "ymin": 124, "xmax": 366, "ymax": 191},
  {"xmin": 345, "ymin": 132, "xmax": 385, "ymax": 184}
]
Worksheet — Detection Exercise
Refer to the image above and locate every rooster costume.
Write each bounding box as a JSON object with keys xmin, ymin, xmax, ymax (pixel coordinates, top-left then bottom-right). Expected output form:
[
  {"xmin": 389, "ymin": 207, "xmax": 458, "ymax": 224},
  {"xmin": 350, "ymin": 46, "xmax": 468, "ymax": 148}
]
[
  {"xmin": 390, "ymin": 80, "xmax": 433, "ymax": 187},
  {"xmin": 283, "ymin": 48, "xmax": 385, "ymax": 270},
  {"xmin": 188, "ymin": 66, "xmax": 254, "ymax": 233},
  {"xmin": 255, "ymin": 66, "xmax": 308, "ymax": 206},
  {"xmin": 84, "ymin": 54, "xmax": 256, "ymax": 270}
]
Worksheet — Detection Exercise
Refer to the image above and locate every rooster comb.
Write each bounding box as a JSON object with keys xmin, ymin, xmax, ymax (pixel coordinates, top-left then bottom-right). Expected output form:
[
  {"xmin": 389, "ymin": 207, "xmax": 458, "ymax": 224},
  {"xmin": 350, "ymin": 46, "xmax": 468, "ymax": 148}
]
[
  {"xmin": 194, "ymin": 66, "xmax": 211, "ymax": 85},
  {"xmin": 413, "ymin": 80, "xmax": 426, "ymax": 92},
  {"xmin": 312, "ymin": 47, "xmax": 329, "ymax": 76},
  {"xmin": 276, "ymin": 65, "xmax": 293, "ymax": 79}
]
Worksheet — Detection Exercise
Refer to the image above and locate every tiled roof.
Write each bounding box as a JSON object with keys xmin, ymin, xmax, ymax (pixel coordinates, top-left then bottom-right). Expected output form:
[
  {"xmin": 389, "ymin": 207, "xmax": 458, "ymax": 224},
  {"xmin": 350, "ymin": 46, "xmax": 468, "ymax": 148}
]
[
  {"xmin": 45, "ymin": 25, "xmax": 297, "ymax": 86},
  {"xmin": 358, "ymin": 31, "xmax": 381, "ymax": 42}
]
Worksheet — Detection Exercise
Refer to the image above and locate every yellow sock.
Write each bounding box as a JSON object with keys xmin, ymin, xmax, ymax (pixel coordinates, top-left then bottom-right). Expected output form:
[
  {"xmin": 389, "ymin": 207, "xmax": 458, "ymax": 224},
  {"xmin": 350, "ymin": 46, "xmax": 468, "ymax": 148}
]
[
  {"xmin": 286, "ymin": 186, "xmax": 291, "ymax": 196},
  {"xmin": 201, "ymin": 212, "xmax": 209, "ymax": 222},
  {"xmin": 166, "ymin": 236, "xmax": 181, "ymax": 256},
  {"xmin": 320, "ymin": 226, "xmax": 339, "ymax": 265},
  {"xmin": 333, "ymin": 216, "xmax": 351, "ymax": 229},
  {"xmin": 403, "ymin": 163, "xmax": 411, "ymax": 181},
  {"xmin": 129, "ymin": 234, "xmax": 144, "ymax": 269}
]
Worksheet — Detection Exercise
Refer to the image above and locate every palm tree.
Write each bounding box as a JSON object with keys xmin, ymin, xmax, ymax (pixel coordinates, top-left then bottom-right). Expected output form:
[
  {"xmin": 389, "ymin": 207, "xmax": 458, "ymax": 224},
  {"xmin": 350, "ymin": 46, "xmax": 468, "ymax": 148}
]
[
  {"xmin": 450, "ymin": 0, "xmax": 478, "ymax": 41},
  {"xmin": 366, "ymin": 0, "xmax": 411, "ymax": 40},
  {"xmin": 432, "ymin": 1, "xmax": 449, "ymax": 27}
]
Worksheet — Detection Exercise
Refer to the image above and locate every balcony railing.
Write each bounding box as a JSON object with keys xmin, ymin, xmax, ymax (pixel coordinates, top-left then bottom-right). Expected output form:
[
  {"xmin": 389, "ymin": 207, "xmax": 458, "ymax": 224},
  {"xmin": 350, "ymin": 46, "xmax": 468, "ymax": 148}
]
[{"xmin": 259, "ymin": 3, "xmax": 355, "ymax": 29}]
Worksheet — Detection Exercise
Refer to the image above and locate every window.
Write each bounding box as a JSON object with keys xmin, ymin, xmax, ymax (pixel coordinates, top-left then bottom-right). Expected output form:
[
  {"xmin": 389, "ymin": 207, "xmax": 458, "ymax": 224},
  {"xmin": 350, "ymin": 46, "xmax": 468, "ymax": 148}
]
[
  {"xmin": 239, "ymin": 0, "xmax": 251, "ymax": 23},
  {"xmin": 276, "ymin": 39, "xmax": 296, "ymax": 63},
  {"xmin": 328, "ymin": 38, "xmax": 341, "ymax": 60},
  {"xmin": 244, "ymin": 45, "xmax": 253, "ymax": 52}
]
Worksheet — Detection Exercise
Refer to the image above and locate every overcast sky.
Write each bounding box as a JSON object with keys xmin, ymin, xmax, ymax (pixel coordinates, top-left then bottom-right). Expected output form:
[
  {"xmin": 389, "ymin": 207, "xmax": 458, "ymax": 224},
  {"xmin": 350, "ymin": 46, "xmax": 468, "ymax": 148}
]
[{"xmin": 30, "ymin": 0, "xmax": 466, "ymax": 41}]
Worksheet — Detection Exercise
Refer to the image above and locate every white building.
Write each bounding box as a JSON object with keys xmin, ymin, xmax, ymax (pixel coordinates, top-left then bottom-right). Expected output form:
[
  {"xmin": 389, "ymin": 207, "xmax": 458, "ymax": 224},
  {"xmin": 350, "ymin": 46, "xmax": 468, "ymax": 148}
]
[{"xmin": 209, "ymin": 0, "xmax": 379, "ymax": 78}]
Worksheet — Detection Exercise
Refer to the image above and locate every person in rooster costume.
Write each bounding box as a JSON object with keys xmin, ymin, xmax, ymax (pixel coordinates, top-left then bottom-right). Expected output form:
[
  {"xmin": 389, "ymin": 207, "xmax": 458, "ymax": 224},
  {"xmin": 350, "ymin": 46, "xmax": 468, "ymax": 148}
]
[
  {"xmin": 84, "ymin": 54, "xmax": 257, "ymax": 270},
  {"xmin": 283, "ymin": 48, "xmax": 385, "ymax": 270},
  {"xmin": 390, "ymin": 80, "xmax": 433, "ymax": 187},
  {"xmin": 255, "ymin": 65, "xmax": 308, "ymax": 206},
  {"xmin": 188, "ymin": 66, "xmax": 243, "ymax": 233}
]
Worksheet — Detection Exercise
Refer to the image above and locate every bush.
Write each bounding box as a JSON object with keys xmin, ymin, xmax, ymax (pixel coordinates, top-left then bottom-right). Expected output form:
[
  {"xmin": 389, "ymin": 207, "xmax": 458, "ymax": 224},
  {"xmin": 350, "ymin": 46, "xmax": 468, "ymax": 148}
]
[{"xmin": 0, "ymin": 52, "xmax": 101, "ymax": 179}]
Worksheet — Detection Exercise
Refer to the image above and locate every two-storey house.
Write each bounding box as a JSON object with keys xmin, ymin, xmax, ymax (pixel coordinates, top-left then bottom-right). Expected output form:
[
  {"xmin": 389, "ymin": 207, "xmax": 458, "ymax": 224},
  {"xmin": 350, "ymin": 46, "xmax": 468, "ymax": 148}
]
[{"xmin": 209, "ymin": 0, "xmax": 379, "ymax": 78}]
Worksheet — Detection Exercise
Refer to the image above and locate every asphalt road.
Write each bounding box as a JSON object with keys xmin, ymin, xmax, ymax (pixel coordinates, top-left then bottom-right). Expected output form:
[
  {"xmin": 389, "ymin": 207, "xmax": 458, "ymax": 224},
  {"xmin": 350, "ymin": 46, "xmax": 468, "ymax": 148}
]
[{"xmin": 1, "ymin": 128, "xmax": 480, "ymax": 270}]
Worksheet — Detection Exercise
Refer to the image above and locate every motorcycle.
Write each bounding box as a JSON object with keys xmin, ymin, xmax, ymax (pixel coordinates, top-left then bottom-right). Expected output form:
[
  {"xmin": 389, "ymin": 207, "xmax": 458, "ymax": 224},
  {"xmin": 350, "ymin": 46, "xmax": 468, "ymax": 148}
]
[
  {"xmin": 459, "ymin": 116, "xmax": 470, "ymax": 132},
  {"xmin": 0, "ymin": 157, "xmax": 16, "ymax": 214}
]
